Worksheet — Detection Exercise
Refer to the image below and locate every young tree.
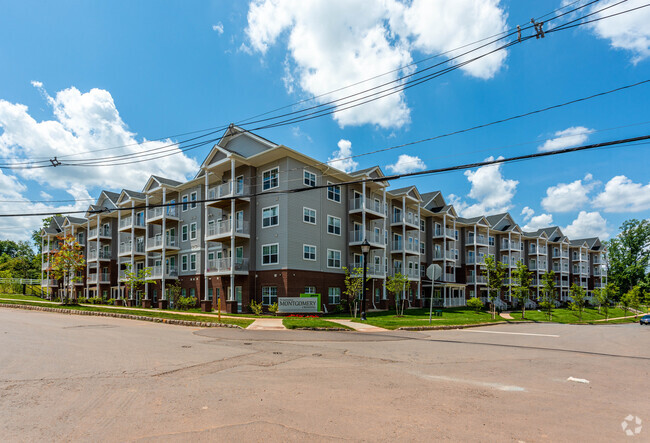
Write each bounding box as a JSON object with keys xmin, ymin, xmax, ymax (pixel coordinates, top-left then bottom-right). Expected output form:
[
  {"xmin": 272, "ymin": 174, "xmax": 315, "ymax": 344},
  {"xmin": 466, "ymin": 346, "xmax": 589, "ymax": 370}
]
[
  {"xmin": 540, "ymin": 271, "xmax": 557, "ymax": 321},
  {"xmin": 467, "ymin": 297, "xmax": 484, "ymax": 313},
  {"xmin": 621, "ymin": 286, "xmax": 641, "ymax": 318},
  {"xmin": 386, "ymin": 272, "xmax": 409, "ymax": 316},
  {"xmin": 123, "ymin": 263, "xmax": 154, "ymax": 304},
  {"xmin": 167, "ymin": 280, "xmax": 183, "ymax": 309},
  {"xmin": 593, "ymin": 282, "xmax": 616, "ymax": 320},
  {"xmin": 512, "ymin": 260, "xmax": 532, "ymax": 319},
  {"xmin": 49, "ymin": 234, "xmax": 85, "ymax": 304},
  {"xmin": 483, "ymin": 255, "xmax": 507, "ymax": 320},
  {"xmin": 605, "ymin": 219, "xmax": 650, "ymax": 296},
  {"xmin": 342, "ymin": 266, "xmax": 368, "ymax": 318},
  {"xmin": 569, "ymin": 284, "xmax": 587, "ymax": 322}
]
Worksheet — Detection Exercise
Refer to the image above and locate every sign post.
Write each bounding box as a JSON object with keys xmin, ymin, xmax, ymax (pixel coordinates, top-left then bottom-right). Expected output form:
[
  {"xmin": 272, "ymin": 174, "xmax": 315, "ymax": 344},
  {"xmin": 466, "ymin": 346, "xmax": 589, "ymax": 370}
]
[{"xmin": 427, "ymin": 264, "xmax": 442, "ymax": 324}]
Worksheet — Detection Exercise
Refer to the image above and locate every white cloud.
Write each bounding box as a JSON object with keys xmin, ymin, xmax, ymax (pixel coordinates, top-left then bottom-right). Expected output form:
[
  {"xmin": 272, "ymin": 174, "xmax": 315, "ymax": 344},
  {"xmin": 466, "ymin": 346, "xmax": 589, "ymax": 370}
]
[
  {"xmin": 212, "ymin": 22, "xmax": 224, "ymax": 34},
  {"xmin": 39, "ymin": 191, "xmax": 52, "ymax": 200},
  {"xmin": 451, "ymin": 156, "xmax": 518, "ymax": 217},
  {"xmin": 30, "ymin": 80, "xmax": 43, "ymax": 88},
  {"xmin": 521, "ymin": 206, "xmax": 534, "ymax": 221},
  {"xmin": 245, "ymin": 0, "xmax": 508, "ymax": 128},
  {"xmin": 588, "ymin": 0, "xmax": 650, "ymax": 63},
  {"xmin": 0, "ymin": 83, "xmax": 199, "ymax": 193},
  {"xmin": 386, "ymin": 154, "xmax": 426, "ymax": 174},
  {"xmin": 592, "ymin": 175, "xmax": 650, "ymax": 212},
  {"xmin": 538, "ymin": 126, "xmax": 594, "ymax": 152},
  {"xmin": 327, "ymin": 139, "xmax": 358, "ymax": 173},
  {"xmin": 541, "ymin": 174, "xmax": 596, "ymax": 213},
  {"xmin": 563, "ymin": 211, "xmax": 609, "ymax": 240},
  {"xmin": 522, "ymin": 213, "xmax": 554, "ymax": 232}
]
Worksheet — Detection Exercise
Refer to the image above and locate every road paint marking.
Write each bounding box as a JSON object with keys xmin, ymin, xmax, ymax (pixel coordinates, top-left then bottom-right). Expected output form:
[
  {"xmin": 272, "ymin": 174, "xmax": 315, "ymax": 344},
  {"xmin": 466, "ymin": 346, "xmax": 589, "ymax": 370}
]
[
  {"xmin": 567, "ymin": 377, "xmax": 590, "ymax": 384},
  {"xmin": 460, "ymin": 330, "xmax": 559, "ymax": 337},
  {"xmin": 417, "ymin": 374, "xmax": 526, "ymax": 392}
]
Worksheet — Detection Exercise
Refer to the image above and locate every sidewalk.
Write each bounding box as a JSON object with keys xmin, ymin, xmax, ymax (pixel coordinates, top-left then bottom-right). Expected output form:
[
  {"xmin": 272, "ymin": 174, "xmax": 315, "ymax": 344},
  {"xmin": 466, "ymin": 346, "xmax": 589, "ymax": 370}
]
[
  {"xmin": 328, "ymin": 319, "xmax": 387, "ymax": 332},
  {"xmin": 246, "ymin": 318, "xmax": 286, "ymax": 330}
]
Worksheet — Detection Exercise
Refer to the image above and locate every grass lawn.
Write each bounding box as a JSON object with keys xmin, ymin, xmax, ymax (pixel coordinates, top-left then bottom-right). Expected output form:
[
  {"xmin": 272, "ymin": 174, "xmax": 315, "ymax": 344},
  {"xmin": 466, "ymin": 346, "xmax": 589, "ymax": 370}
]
[
  {"xmin": 283, "ymin": 317, "xmax": 353, "ymax": 330},
  {"xmin": 0, "ymin": 298, "xmax": 253, "ymax": 328},
  {"xmin": 510, "ymin": 307, "xmax": 639, "ymax": 324},
  {"xmin": 0, "ymin": 293, "xmax": 50, "ymax": 302},
  {"xmin": 342, "ymin": 307, "xmax": 505, "ymax": 330}
]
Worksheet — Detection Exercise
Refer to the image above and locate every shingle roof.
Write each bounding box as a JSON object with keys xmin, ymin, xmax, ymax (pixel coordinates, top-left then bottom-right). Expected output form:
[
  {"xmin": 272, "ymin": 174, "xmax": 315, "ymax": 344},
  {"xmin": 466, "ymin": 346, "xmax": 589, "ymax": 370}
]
[
  {"xmin": 457, "ymin": 216, "xmax": 484, "ymax": 224},
  {"xmin": 66, "ymin": 216, "xmax": 87, "ymax": 225},
  {"xmin": 485, "ymin": 213, "xmax": 508, "ymax": 227},
  {"xmin": 102, "ymin": 191, "xmax": 120, "ymax": 202},
  {"xmin": 123, "ymin": 189, "xmax": 147, "ymax": 200},
  {"xmin": 151, "ymin": 175, "xmax": 183, "ymax": 187},
  {"xmin": 350, "ymin": 166, "xmax": 380, "ymax": 176}
]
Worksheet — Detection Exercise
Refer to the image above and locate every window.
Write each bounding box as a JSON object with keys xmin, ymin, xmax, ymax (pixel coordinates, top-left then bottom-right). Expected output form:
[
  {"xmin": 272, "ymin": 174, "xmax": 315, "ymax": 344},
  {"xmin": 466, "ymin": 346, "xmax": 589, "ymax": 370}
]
[
  {"xmin": 489, "ymin": 236, "xmax": 495, "ymax": 246},
  {"xmin": 303, "ymin": 244, "xmax": 316, "ymax": 261},
  {"xmin": 353, "ymin": 253, "xmax": 363, "ymax": 269},
  {"xmin": 181, "ymin": 225, "xmax": 188, "ymax": 242},
  {"xmin": 262, "ymin": 243, "xmax": 279, "ymax": 265},
  {"xmin": 420, "ymin": 220, "xmax": 425, "ymax": 232},
  {"xmin": 303, "ymin": 207, "xmax": 316, "ymax": 224},
  {"xmin": 77, "ymin": 232, "xmax": 84, "ymax": 244},
  {"xmin": 208, "ymin": 288, "xmax": 213, "ymax": 301},
  {"xmin": 262, "ymin": 205, "xmax": 279, "ymax": 228},
  {"xmin": 190, "ymin": 288, "xmax": 196, "ymax": 298},
  {"xmin": 190, "ymin": 223, "xmax": 197, "ymax": 240},
  {"xmin": 181, "ymin": 288, "xmax": 187, "ymax": 297},
  {"xmin": 327, "ymin": 215, "xmax": 341, "ymax": 235},
  {"xmin": 208, "ymin": 252, "xmax": 214, "ymax": 261},
  {"xmin": 420, "ymin": 242, "xmax": 425, "ymax": 254},
  {"xmin": 262, "ymin": 286, "xmax": 277, "ymax": 305},
  {"xmin": 182, "ymin": 195, "xmax": 188, "ymax": 212},
  {"xmin": 328, "ymin": 287, "xmax": 341, "ymax": 304},
  {"xmin": 190, "ymin": 254, "xmax": 197, "ymax": 271},
  {"xmin": 327, "ymin": 249, "xmax": 341, "ymax": 268},
  {"xmin": 190, "ymin": 191, "xmax": 197, "ymax": 209},
  {"xmin": 263, "ymin": 167, "xmax": 279, "ymax": 190},
  {"xmin": 304, "ymin": 170, "xmax": 316, "ymax": 187},
  {"xmin": 305, "ymin": 286, "xmax": 316, "ymax": 294},
  {"xmin": 181, "ymin": 255, "xmax": 188, "ymax": 272},
  {"xmin": 327, "ymin": 182, "xmax": 341, "ymax": 202}
]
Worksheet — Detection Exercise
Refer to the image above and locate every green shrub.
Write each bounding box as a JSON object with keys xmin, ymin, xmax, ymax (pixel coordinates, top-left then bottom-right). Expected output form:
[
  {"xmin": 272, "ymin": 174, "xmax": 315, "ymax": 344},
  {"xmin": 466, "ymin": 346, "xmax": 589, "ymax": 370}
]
[
  {"xmin": 467, "ymin": 297, "xmax": 484, "ymax": 313},
  {"xmin": 176, "ymin": 296, "xmax": 197, "ymax": 311},
  {"xmin": 250, "ymin": 300, "xmax": 263, "ymax": 316},
  {"xmin": 106, "ymin": 298, "xmax": 114, "ymax": 305},
  {"xmin": 268, "ymin": 302, "xmax": 278, "ymax": 315}
]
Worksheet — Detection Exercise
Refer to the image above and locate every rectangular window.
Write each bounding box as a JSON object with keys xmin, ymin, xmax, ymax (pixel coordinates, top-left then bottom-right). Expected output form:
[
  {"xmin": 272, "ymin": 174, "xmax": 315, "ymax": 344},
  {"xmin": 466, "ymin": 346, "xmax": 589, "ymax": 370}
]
[
  {"xmin": 328, "ymin": 287, "xmax": 341, "ymax": 304},
  {"xmin": 327, "ymin": 249, "xmax": 341, "ymax": 268},
  {"xmin": 327, "ymin": 182, "xmax": 341, "ymax": 202},
  {"xmin": 489, "ymin": 236, "xmax": 495, "ymax": 246},
  {"xmin": 262, "ymin": 205, "xmax": 279, "ymax": 228},
  {"xmin": 303, "ymin": 244, "xmax": 316, "ymax": 261},
  {"xmin": 208, "ymin": 288, "xmax": 213, "ymax": 301},
  {"xmin": 262, "ymin": 243, "xmax": 279, "ymax": 265},
  {"xmin": 181, "ymin": 225, "xmax": 188, "ymax": 242},
  {"xmin": 263, "ymin": 167, "xmax": 279, "ymax": 191},
  {"xmin": 262, "ymin": 286, "xmax": 278, "ymax": 305},
  {"xmin": 182, "ymin": 195, "xmax": 188, "ymax": 212},
  {"xmin": 304, "ymin": 286, "xmax": 316, "ymax": 294},
  {"xmin": 327, "ymin": 215, "xmax": 341, "ymax": 235},
  {"xmin": 208, "ymin": 252, "xmax": 214, "ymax": 261},
  {"xmin": 181, "ymin": 255, "xmax": 188, "ymax": 272},
  {"xmin": 190, "ymin": 253, "xmax": 197, "ymax": 271},
  {"xmin": 420, "ymin": 220, "xmax": 425, "ymax": 232},
  {"xmin": 190, "ymin": 222, "xmax": 197, "ymax": 240},
  {"xmin": 182, "ymin": 288, "xmax": 187, "ymax": 297},
  {"xmin": 303, "ymin": 207, "xmax": 316, "ymax": 224},
  {"xmin": 190, "ymin": 288, "xmax": 196, "ymax": 298},
  {"xmin": 190, "ymin": 191, "xmax": 197, "ymax": 209},
  {"xmin": 304, "ymin": 170, "xmax": 316, "ymax": 187}
]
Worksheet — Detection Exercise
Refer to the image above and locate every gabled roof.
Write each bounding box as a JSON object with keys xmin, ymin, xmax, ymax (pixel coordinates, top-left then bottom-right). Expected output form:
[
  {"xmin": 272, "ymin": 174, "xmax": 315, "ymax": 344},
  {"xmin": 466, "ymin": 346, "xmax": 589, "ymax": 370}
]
[
  {"xmin": 538, "ymin": 226, "xmax": 564, "ymax": 242},
  {"xmin": 522, "ymin": 230, "xmax": 549, "ymax": 240},
  {"xmin": 143, "ymin": 175, "xmax": 183, "ymax": 192},
  {"xmin": 118, "ymin": 189, "xmax": 147, "ymax": 204},
  {"xmin": 389, "ymin": 185, "xmax": 422, "ymax": 202},
  {"xmin": 350, "ymin": 166, "xmax": 381, "ymax": 176},
  {"xmin": 573, "ymin": 237, "xmax": 601, "ymax": 249},
  {"xmin": 429, "ymin": 204, "xmax": 457, "ymax": 217},
  {"xmin": 570, "ymin": 239, "xmax": 589, "ymax": 247},
  {"xmin": 41, "ymin": 226, "xmax": 59, "ymax": 235},
  {"xmin": 102, "ymin": 191, "xmax": 120, "ymax": 202},
  {"xmin": 457, "ymin": 215, "xmax": 489, "ymax": 226},
  {"xmin": 485, "ymin": 213, "xmax": 509, "ymax": 227},
  {"xmin": 64, "ymin": 216, "xmax": 87, "ymax": 225}
]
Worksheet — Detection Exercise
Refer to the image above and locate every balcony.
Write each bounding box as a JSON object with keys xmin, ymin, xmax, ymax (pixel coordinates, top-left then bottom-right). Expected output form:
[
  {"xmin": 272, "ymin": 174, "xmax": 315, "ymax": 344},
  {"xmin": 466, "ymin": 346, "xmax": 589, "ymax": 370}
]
[
  {"xmin": 118, "ymin": 242, "xmax": 146, "ymax": 256},
  {"xmin": 433, "ymin": 227, "xmax": 455, "ymax": 239},
  {"xmin": 41, "ymin": 261, "xmax": 50, "ymax": 270},
  {"xmin": 443, "ymin": 272, "xmax": 455, "ymax": 282},
  {"xmin": 88, "ymin": 227, "xmax": 112, "ymax": 240},
  {"xmin": 467, "ymin": 275, "xmax": 487, "ymax": 284},
  {"xmin": 466, "ymin": 235, "xmax": 489, "ymax": 247},
  {"xmin": 41, "ymin": 279, "xmax": 58, "ymax": 287},
  {"xmin": 529, "ymin": 246, "xmax": 547, "ymax": 255},
  {"xmin": 88, "ymin": 249, "xmax": 111, "ymax": 261},
  {"xmin": 206, "ymin": 181, "xmax": 249, "ymax": 208},
  {"xmin": 42, "ymin": 244, "xmax": 60, "ymax": 254},
  {"xmin": 146, "ymin": 206, "xmax": 179, "ymax": 224},
  {"xmin": 501, "ymin": 240, "xmax": 521, "ymax": 251},
  {"xmin": 467, "ymin": 255, "xmax": 486, "ymax": 265},
  {"xmin": 403, "ymin": 268, "xmax": 420, "ymax": 280},
  {"xmin": 433, "ymin": 250, "xmax": 455, "ymax": 261},
  {"xmin": 205, "ymin": 257, "xmax": 249, "ymax": 275},
  {"xmin": 88, "ymin": 273, "xmax": 110, "ymax": 284},
  {"xmin": 150, "ymin": 266, "xmax": 179, "ymax": 279},
  {"xmin": 349, "ymin": 230, "xmax": 385, "ymax": 248},
  {"xmin": 146, "ymin": 235, "xmax": 180, "ymax": 252},
  {"xmin": 391, "ymin": 240, "xmax": 419, "ymax": 255},
  {"xmin": 205, "ymin": 219, "xmax": 250, "ymax": 242},
  {"xmin": 391, "ymin": 213, "xmax": 419, "ymax": 230},
  {"xmin": 118, "ymin": 216, "xmax": 146, "ymax": 231},
  {"xmin": 349, "ymin": 195, "xmax": 386, "ymax": 218}
]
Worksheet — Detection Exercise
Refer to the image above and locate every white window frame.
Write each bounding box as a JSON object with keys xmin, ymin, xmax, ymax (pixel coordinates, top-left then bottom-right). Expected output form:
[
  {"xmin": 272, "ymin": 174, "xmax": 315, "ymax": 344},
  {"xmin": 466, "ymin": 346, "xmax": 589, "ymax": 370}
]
[
  {"xmin": 304, "ymin": 286, "xmax": 316, "ymax": 294},
  {"xmin": 303, "ymin": 207, "xmax": 317, "ymax": 225},
  {"xmin": 303, "ymin": 169, "xmax": 317, "ymax": 187},
  {"xmin": 327, "ymin": 182, "xmax": 341, "ymax": 203},
  {"xmin": 262, "ymin": 286, "xmax": 278, "ymax": 305},
  {"xmin": 262, "ymin": 205, "xmax": 279, "ymax": 228},
  {"xmin": 181, "ymin": 254, "xmax": 188, "ymax": 272},
  {"xmin": 190, "ymin": 191, "xmax": 197, "ymax": 209},
  {"xmin": 327, "ymin": 249, "xmax": 341, "ymax": 269},
  {"xmin": 327, "ymin": 215, "xmax": 341, "ymax": 236},
  {"xmin": 328, "ymin": 287, "xmax": 341, "ymax": 305},
  {"xmin": 190, "ymin": 253, "xmax": 197, "ymax": 271},
  {"xmin": 181, "ymin": 224, "xmax": 188, "ymax": 242},
  {"xmin": 262, "ymin": 167, "xmax": 279, "ymax": 191},
  {"xmin": 181, "ymin": 195, "xmax": 188, "ymax": 212},
  {"xmin": 190, "ymin": 222, "xmax": 197, "ymax": 240},
  {"xmin": 262, "ymin": 243, "xmax": 279, "ymax": 265},
  {"xmin": 303, "ymin": 244, "xmax": 317, "ymax": 261}
]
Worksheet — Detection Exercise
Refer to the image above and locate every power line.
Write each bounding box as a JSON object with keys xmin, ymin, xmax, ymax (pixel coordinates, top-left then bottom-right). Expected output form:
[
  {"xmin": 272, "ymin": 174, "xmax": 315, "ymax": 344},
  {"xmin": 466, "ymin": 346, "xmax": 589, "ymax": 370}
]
[{"xmin": 4, "ymin": 134, "xmax": 649, "ymax": 218}]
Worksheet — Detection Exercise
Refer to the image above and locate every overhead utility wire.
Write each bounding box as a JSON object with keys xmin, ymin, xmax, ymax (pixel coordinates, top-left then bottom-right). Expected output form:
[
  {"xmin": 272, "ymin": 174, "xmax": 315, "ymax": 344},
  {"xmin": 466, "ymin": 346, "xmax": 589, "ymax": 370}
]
[{"xmin": 3, "ymin": 134, "xmax": 649, "ymax": 218}]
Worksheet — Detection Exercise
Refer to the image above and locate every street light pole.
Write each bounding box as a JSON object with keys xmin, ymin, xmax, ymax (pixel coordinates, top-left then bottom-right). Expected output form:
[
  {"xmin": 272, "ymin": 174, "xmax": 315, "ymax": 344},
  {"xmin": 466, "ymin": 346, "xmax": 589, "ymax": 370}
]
[{"xmin": 360, "ymin": 239, "xmax": 370, "ymax": 321}]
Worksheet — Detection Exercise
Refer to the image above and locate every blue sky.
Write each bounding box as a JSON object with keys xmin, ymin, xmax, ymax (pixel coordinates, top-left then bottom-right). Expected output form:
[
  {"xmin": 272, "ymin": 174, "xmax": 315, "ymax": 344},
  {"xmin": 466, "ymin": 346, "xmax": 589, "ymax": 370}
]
[{"xmin": 0, "ymin": 0, "xmax": 649, "ymax": 242}]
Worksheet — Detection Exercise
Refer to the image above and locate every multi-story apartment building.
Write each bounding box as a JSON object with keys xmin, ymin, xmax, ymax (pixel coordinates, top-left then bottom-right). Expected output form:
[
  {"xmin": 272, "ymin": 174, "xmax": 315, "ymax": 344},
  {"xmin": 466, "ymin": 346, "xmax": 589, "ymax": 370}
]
[{"xmin": 40, "ymin": 125, "xmax": 607, "ymax": 310}]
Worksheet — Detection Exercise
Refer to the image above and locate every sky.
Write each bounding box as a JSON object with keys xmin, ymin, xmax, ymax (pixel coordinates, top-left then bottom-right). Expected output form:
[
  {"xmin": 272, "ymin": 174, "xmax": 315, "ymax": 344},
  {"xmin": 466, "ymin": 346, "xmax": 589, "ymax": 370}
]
[{"xmin": 1, "ymin": 0, "xmax": 649, "ymax": 244}]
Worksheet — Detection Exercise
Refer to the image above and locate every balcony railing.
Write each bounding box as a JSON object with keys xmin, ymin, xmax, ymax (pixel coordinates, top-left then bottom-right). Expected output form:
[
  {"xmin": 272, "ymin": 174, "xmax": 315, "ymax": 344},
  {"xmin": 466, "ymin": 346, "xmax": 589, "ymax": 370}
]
[
  {"xmin": 89, "ymin": 227, "xmax": 112, "ymax": 239},
  {"xmin": 467, "ymin": 275, "xmax": 487, "ymax": 284},
  {"xmin": 42, "ymin": 244, "xmax": 60, "ymax": 254},
  {"xmin": 146, "ymin": 206, "xmax": 178, "ymax": 221},
  {"xmin": 41, "ymin": 279, "xmax": 57, "ymax": 287},
  {"xmin": 88, "ymin": 249, "xmax": 111, "ymax": 260},
  {"xmin": 349, "ymin": 229, "xmax": 384, "ymax": 245},
  {"xmin": 206, "ymin": 219, "xmax": 250, "ymax": 237},
  {"xmin": 501, "ymin": 240, "xmax": 521, "ymax": 250},
  {"xmin": 433, "ymin": 227, "xmax": 455, "ymax": 239},
  {"xmin": 147, "ymin": 235, "xmax": 179, "ymax": 249},
  {"xmin": 151, "ymin": 266, "xmax": 179, "ymax": 279},
  {"xmin": 205, "ymin": 257, "xmax": 249, "ymax": 274},
  {"xmin": 529, "ymin": 245, "xmax": 547, "ymax": 255},
  {"xmin": 466, "ymin": 235, "xmax": 488, "ymax": 246},
  {"xmin": 119, "ymin": 242, "xmax": 145, "ymax": 255},
  {"xmin": 119, "ymin": 216, "xmax": 146, "ymax": 230},
  {"xmin": 208, "ymin": 181, "xmax": 248, "ymax": 200},
  {"xmin": 467, "ymin": 255, "xmax": 486, "ymax": 265},
  {"xmin": 349, "ymin": 196, "xmax": 385, "ymax": 215},
  {"xmin": 88, "ymin": 274, "xmax": 110, "ymax": 284},
  {"xmin": 433, "ymin": 250, "xmax": 455, "ymax": 260},
  {"xmin": 391, "ymin": 241, "xmax": 418, "ymax": 253}
]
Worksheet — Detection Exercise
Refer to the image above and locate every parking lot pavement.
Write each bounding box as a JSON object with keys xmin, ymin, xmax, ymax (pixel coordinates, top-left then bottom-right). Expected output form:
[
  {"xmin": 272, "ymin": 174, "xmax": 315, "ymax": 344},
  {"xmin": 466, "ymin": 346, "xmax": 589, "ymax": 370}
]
[{"xmin": 1, "ymin": 309, "xmax": 649, "ymax": 442}]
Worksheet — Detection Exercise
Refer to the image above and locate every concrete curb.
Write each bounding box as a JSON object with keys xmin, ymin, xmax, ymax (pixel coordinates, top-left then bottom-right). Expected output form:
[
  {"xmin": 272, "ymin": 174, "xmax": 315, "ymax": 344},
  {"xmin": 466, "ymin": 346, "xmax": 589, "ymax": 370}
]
[
  {"xmin": 0, "ymin": 302, "xmax": 243, "ymax": 329},
  {"xmin": 397, "ymin": 320, "xmax": 536, "ymax": 331},
  {"xmin": 290, "ymin": 327, "xmax": 351, "ymax": 331}
]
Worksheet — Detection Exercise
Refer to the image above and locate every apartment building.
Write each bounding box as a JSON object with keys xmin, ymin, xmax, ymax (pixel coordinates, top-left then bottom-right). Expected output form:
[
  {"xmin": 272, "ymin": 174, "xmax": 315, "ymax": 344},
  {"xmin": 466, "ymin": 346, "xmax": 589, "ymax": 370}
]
[{"xmin": 41, "ymin": 125, "xmax": 607, "ymax": 311}]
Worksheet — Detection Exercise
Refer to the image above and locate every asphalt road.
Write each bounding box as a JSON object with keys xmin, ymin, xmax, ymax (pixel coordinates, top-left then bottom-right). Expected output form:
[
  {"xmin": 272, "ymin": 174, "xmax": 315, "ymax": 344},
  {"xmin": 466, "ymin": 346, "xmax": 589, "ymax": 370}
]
[{"xmin": 1, "ymin": 309, "xmax": 648, "ymax": 442}]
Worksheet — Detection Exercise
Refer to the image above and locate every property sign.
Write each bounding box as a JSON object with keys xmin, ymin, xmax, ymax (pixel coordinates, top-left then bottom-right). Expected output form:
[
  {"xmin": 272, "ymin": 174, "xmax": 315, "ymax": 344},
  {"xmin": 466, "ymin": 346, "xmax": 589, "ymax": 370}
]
[{"xmin": 278, "ymin": 297, "xmax": 319, "ymax": 313}]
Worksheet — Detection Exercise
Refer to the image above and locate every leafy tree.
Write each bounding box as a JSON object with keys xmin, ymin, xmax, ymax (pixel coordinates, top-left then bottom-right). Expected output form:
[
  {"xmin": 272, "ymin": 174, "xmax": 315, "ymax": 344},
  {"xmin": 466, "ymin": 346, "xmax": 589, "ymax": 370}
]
[
  {"xmin": 49, "ymin": 234, "xmax": 85, "ymax": 304},
  {"xmin": 605, "ymin": 219, "xmax": 650, "ymax": 296},
  {"xmin": 167, "ymin": 280, "xmax": 183, "ymax": 309},
  {"xmin": 569, "ymin": 284, "xmax": 587, "ymax": 322},
  {"xmin": 593, "ymin": 282, "xmax": 616, "ymax": 319},
  {"xmin": 483, "ymin": 255, "xmax": 507, "ymax": 320},
  {"xmin": 123, "ymin": 263, "xmax": 154, "ymax": 302},
  {"xmin": 512, "ymin": 260, "xmax": 532, "ymax": 319},
  {"xmin": 386, "ymin": 272, "xmax": 409, "ymax": 316},
  {"xmin": 540, "ymin": 271, "xmax": 557, "ymax": 321},
  {"xmin": 342, "ymin": 266, "xmax": 369, "ymax": 318},
  {"xmin": 621, "ymin": 286, "xmax": 641, "ymax": 318},
  {"xmin": 467, "ymin": 297, "xmax": 484, "ymax": 313}
]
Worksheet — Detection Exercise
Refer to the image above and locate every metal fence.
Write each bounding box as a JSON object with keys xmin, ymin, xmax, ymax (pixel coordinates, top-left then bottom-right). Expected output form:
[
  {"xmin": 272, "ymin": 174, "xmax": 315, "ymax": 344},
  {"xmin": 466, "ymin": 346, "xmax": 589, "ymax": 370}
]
[{"xmin": 0, "ymin": 278, "xmax": 46, "ymax": 296}]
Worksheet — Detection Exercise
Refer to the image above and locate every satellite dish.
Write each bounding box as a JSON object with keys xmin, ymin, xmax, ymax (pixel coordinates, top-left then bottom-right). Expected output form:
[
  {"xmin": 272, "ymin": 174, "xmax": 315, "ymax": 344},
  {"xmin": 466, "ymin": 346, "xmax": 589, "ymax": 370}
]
[{"xmin": 426, "ymin": 264, "xmax": 442, "ymax": 281}]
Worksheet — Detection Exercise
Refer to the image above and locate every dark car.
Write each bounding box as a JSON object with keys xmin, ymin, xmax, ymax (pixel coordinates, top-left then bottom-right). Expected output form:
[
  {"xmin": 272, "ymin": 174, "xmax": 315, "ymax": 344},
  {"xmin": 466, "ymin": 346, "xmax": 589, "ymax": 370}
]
[{"xmin": 640, "ymin": 315, "xmax": 650, "ymax": 325}]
